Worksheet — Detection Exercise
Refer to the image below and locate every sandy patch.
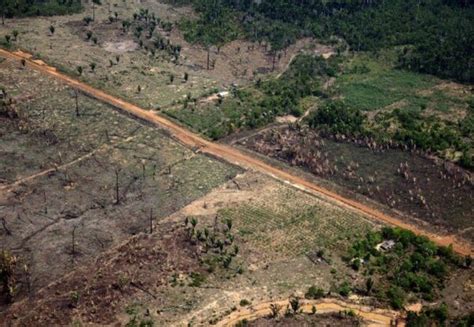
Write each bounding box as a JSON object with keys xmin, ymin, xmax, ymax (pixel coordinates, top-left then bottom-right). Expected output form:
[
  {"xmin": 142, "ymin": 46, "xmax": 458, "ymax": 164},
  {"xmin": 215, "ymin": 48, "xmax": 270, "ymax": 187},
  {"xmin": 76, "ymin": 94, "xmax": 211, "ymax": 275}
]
[{"xmin": 102, "ymin": 40, "xmax": 138, "ymax": 54}]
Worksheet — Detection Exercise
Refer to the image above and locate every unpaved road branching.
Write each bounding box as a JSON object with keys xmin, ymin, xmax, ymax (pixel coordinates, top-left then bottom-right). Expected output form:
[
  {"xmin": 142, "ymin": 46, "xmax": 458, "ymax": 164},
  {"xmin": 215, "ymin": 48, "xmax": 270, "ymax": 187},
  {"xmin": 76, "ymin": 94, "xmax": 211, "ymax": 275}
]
[{"xmin": 0, "ymin": 48, "xmax": 471, "ymax": 256}]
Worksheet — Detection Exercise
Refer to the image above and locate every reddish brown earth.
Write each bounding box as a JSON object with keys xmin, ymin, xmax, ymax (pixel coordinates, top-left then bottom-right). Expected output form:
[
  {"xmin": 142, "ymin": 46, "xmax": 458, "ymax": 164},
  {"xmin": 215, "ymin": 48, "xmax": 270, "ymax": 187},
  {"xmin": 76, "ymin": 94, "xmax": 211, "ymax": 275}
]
[{"xmin": 0, "ymin": 48, "xmax": 471, "ymax": 256}]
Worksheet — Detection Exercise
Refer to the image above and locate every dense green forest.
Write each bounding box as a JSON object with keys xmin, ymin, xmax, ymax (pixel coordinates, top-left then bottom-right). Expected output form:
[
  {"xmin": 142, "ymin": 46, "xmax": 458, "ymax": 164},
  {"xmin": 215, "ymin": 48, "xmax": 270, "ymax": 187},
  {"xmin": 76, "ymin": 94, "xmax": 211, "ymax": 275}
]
[
  {"xmin": 0, "ymin": 0, "xmax": 82, "ymax": 18},
  {"xmin": 179, "ymin": 0, "xmax": 473, "ymax": 83}
]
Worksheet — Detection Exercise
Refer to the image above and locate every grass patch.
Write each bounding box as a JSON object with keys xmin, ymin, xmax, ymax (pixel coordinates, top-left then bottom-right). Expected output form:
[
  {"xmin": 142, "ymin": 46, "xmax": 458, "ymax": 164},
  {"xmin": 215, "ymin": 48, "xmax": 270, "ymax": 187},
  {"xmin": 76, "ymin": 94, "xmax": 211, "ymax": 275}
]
[{"xmin": 337, "ymin": 53, "xmax": 436, "ymax": 111}]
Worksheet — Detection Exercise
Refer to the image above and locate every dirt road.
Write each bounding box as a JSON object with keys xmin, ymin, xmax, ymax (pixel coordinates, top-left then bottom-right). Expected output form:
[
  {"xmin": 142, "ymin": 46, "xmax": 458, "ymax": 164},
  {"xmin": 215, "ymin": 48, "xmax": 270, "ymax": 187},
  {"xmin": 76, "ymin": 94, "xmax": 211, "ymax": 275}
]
[
  {"xmin": 216, "ymin": 298, "xmax": 402, "ymax": 327},
  {"xmin": 0, "ymin": 48, "xmax": 471, "ymax": 256}
]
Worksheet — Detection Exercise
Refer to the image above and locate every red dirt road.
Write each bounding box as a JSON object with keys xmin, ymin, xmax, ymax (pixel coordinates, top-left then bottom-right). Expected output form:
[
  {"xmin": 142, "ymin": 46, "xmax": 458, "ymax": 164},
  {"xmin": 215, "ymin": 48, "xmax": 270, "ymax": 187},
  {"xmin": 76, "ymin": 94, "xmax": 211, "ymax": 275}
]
[{"xmin": 1, "ymin": 48, "xmax": 471, "ymax": 256}]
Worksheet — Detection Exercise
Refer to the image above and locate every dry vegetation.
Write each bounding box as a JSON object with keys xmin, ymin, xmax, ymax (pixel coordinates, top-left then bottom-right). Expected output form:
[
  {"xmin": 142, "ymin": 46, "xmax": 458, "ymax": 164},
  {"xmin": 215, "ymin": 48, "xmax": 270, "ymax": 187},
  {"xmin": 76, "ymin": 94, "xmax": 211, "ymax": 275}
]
[
  {"xmin": 0, "ymin": 58, "xmax": 240, "ymax": 303},
  {"xmin": 240, "ymin": 125, "xmax": 474, "ymax": 244},
  {"xmin": 0, "ymin": 1, "xmax": 473, "ymax": 326},
  {"xmin": 0, "ymin": 0, "xmax": 317, "ymax": 111}
]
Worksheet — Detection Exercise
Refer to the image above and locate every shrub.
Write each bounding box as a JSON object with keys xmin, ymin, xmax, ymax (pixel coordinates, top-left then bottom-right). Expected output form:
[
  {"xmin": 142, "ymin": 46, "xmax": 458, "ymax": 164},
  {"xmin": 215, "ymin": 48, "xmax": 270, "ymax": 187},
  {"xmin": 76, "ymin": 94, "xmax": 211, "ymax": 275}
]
[
  {"xmin": 309, "ymin": 101, "xmax": 365, "ymax": 135},
  {"xmin": 239, "ymin": 299, "xmax": 251, "ymax": 306},
  {"xmin": 305, "ymin": 286, "xmax": 325, "ymax": 299},
  {"xmin": 386, "ymin": 286, "xmax": 405, "ymax": 309},
  {"xmin": 337, "ymin": 281, "xmax": 351, "ymax": 297},
  {"xmin": 188, "ymin": 272, "xmax": 205, "ymax": 287}
]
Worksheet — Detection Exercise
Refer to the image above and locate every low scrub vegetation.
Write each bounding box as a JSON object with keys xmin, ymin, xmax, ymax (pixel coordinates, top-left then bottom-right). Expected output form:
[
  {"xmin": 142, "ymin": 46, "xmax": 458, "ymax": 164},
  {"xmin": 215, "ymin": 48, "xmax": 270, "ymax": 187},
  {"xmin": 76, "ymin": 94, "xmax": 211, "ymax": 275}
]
[{"xmin": 166, "ymin": 54, "xmax": 337, "ymax": 139}]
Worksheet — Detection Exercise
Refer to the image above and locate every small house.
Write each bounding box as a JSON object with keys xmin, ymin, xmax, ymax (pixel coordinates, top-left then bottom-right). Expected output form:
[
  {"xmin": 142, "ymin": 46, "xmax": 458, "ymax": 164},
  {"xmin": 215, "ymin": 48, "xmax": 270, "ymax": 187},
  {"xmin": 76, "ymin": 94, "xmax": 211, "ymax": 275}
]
[{"xmin": 376, "ymin": 240, "xmax": 396, "ymax": 252}]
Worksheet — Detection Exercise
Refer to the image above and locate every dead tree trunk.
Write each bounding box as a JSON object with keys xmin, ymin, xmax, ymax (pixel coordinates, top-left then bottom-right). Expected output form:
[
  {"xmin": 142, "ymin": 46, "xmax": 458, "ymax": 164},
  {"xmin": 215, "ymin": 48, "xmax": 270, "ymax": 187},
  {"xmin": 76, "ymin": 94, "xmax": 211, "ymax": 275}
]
[
  {"xmin": 1, "ymin": 218, "xmax": 11, "ymax": 236},
  {"xmin": 74, "ymin": 90, "xmax": 79, "ymax": 117},
  {"xmin": 272, "ymin": 52, "xmax": 277, "ymax": 72},
  {"xmin": 71, "ymin": 225, "xmax": 77, "ymax": 262},
  {"xmin": 149, "ymin": 208, "xmax": 153, "ymax": 234},
  {"xmin": 43, "ymin": 191, "xmax": 47, "ymax": 214},
  {"xmin": 114, "ymin": 168, "xmax": 121, "ymax": 205}
]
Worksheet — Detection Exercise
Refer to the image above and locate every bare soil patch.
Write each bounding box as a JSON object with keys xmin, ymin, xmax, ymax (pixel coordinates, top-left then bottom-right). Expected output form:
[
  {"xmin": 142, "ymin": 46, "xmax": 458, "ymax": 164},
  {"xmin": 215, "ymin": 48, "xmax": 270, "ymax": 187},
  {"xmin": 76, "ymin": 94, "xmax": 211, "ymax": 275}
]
[
  {"xmin": 103, "ymin": 40, "xmax": 139, "ymax": 54},
  {"xmin": 244, "ymin": 313, "xmax": 361, "ymax": 326}
]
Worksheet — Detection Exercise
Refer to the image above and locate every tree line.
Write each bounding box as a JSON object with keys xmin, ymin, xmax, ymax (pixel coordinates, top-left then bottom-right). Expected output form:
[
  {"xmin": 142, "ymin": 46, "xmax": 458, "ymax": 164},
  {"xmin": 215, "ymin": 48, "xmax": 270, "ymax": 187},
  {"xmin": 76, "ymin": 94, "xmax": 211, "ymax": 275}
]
[
  {"xmin": 1, "ymin": 0, "xmax": 82, "ymax": 20},
  {"xmin": 179, "ymin": 0, "xmax": 473, "ymax": 83}
]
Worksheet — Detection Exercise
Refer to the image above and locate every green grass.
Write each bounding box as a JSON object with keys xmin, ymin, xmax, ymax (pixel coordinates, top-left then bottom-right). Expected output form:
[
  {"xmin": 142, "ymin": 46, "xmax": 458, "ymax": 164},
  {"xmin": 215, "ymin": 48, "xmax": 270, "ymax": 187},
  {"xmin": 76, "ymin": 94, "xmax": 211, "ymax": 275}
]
[
  {"xmin": 337, "ymin": 53, "xmax": 436, "ymax": 112},
  {"xmin": 219, "ymin": 200, "xmax": 373, "ymax": 256}
]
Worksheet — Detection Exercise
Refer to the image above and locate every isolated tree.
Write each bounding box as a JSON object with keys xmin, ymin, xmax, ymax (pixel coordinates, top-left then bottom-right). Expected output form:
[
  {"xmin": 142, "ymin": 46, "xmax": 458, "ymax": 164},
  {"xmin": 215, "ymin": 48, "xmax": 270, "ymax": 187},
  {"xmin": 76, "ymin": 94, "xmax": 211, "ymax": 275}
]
[
  {"xmin": 184, "ymin": 72, "xmax": 189, "ymax": 82},
  {"xmin": 289, "ymin": 297, "xmax": 301, "ymax": 314},
  {"xmin": 86, "ymin": 30, "xmax": 93, "ymax": 40},
  {"xmin": 89, "ymin": 62, "xmax": 96, "ymax": 72},
  {"xmin": 92, "ymin": 36, "xmax": 98, "ymax": 45},
  {"xmin": 4, "ymin": 34, "xmax": 10, "ymax": 44},
  {"xmin": 73, "ymin": 89, "xmax": 80, "ymax": 116},
  {"xmin": 71, "ymin": 225, "xmax": 77, "ymax": 260},
  {"xmin": 12, "ymin": 30, "xmax": 18, "ymax": 41},
  {"xmin": 225, "ymin": 218, "xmax": 233, "ymax": 232},
  {"xmin": 83, "ymin": 16, "xmax": 93, "ymax": 26},
  {"xmin": 149, "ymin": 208, "xmax": 154, "ymax": 234},
  {"xmin": 114, "ymin": 168, "xmax": 121, "ymax": 204},
  {"xmin": 121, "ymin": 20, "xmax": 130, "ymax": 32},
  {"xmin": 49, "ymin": 25, "xmax": 55, "ymax": 36},
  {"xmin": 77, "ymin": 66, "xmax": 83, "ymax": 75},
  {"xmin": 169, "ymin": 74, "xmax": 174, "ymax": 84},
  {"xmin": 366, "ymin": 277, "xmax": 374, "ymax": 295},
  {"xmin": 115, "ymin": 55, "xmax": 120, "ymax": 63},
  {"xmin": 206, "ymin": 45, "xmax": 211, "ymax": 70},
  {"xmin": 114, "ymin": 12, "xmax": 118, "ymax": 21}
]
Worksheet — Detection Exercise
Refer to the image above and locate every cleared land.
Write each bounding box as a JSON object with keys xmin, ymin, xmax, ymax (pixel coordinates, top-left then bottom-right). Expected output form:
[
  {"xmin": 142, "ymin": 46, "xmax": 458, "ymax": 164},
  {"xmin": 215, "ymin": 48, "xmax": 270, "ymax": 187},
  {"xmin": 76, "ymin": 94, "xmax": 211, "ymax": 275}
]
[
  {"xmin": 0, "ymin": 1, "xmax": 472, "ymax": 325},
  {"xmin": 0, "ymin": 57, "xmax": 240, "ymax": 295},
  {"xmin": 2, "ymin": 48, "xmax": 470, "ymax": 257},
  {"xmin": 0, "ymin": 1, "xmax": 315, "ymax": 109}
]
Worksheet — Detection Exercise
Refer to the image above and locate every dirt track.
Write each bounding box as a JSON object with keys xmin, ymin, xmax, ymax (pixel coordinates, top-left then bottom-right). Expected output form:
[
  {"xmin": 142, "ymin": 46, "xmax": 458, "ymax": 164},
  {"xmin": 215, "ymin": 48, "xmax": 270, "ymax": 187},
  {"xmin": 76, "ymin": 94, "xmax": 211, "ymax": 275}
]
[
  {"xmin": 216, "ymin": 298, "xmax": 402, "ymax": 327},
  {"xmin": 0, "ymin": 48, "xmax": 471, "ymax": 256}
]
